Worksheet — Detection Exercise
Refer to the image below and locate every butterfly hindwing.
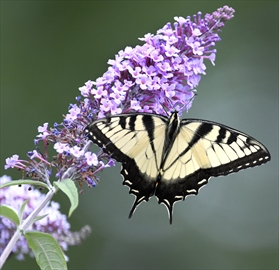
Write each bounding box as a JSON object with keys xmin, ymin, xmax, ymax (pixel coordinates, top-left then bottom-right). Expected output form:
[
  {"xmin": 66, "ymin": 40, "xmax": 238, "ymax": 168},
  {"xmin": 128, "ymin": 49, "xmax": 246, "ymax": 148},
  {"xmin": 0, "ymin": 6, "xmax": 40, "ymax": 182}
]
[{"xmin": 85, "ymin": 112, "xmax": 270, "ymax": 223}]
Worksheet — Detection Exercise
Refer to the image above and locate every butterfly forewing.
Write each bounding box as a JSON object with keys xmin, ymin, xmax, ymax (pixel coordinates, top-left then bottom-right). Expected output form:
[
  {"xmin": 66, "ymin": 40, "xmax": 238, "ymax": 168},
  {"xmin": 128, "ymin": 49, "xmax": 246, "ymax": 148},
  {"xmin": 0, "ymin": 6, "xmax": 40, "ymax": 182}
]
[
  {"xmin": 182, "ymin": 120, "xmax": 270, "ymax": 173},
  {"xmin": 85, "ymin": 112, "xmax": 271, "ymax": 224}
]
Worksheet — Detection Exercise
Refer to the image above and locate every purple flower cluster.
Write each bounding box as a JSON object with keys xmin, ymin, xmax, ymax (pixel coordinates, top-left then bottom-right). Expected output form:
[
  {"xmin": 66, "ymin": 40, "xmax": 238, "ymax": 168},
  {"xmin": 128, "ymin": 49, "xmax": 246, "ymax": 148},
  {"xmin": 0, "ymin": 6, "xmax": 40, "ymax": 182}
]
[
  {"xmin": 80, "ymin": 5, "xmax": 234, "ymax": 118},
  {"xmin": 0, "ymin": 175, "xmax": 91, "ymax": 260},
  {"xmin": 4, "ymin": 6, "xmax": 234, "ymax": 190}
]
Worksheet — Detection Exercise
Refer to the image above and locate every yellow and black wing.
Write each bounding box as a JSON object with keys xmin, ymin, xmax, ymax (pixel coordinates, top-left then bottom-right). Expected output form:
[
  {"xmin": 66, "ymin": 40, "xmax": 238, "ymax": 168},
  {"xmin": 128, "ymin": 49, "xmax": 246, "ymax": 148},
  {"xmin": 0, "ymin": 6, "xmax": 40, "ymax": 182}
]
[
  {"xmin": 85, "ymin": 112, "xmax": 271, "ymax": 223},
  {"xmin": 85, "ymin": 113, "xmax": 169, "ymax": 216},
  {"xmin": 156, "ymin": 118, "xmax": 270, "ymax": 223}
]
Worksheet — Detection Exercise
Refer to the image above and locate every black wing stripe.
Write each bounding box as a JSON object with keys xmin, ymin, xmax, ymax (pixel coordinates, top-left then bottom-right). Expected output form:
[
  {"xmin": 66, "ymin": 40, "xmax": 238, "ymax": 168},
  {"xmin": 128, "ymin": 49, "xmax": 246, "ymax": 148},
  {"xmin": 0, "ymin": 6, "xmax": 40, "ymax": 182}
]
[
  {"xmin": 187, "ymin": 122, "xmax": 213, "ymax": 148},
  {"xmin": 161, "ymin": 122, "xmax": 213, "ymax": 170},
  {"xmin": 216, "ymin": 126, "xmax": 227, "ymax": 143},
  {"xmin": 128, "ymin": 115, "xmax": 137, "ymax": 131},
  {"xmin": 119, "ymin": 116, "xmax": 127, "ymax": 129},
  {"xmin": 142, "ymin": 115, "xmax": 156, "ymax": 152}
]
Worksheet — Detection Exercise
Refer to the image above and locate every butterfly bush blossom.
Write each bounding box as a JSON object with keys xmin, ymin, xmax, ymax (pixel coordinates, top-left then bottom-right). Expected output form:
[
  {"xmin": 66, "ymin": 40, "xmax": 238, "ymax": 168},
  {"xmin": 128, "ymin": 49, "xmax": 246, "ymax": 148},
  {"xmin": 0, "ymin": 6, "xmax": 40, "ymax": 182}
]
[
  {"xmin": 2, "ymin": 5, "xmax": 234, "ymax": 259},
  {"xmin": 0, "ymin": 175, "xmax": 91, "ymax": 260},
  {"xmin": 82, "ymin": 6, "xmax": 235, "ymax": 117}
]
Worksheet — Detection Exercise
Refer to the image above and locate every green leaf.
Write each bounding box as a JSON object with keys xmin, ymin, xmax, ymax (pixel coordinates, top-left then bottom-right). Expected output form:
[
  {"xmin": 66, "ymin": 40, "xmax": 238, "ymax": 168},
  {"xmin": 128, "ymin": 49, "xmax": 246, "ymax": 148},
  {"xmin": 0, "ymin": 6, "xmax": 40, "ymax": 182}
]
[
  {"xmin": 0, "ymin": 179, "xmax": 49, "ymax": 190},
  {"xmin": 33, "ymin": 214, "xmax": 49, "ymax": 223},
  {"xmin": 53, "ymin": 179, "xmax": 78, "ymax": 217},
  {"xmin": 0, "ymin": 204, "xmax": 20, "ymax": 226},
  {"xmin": 25, "ymin": 231, "xmax": 67, "ymax": 270},
  {"xmin": 18, "ymin": 198, "xmax": 29, "ymax": 223}
]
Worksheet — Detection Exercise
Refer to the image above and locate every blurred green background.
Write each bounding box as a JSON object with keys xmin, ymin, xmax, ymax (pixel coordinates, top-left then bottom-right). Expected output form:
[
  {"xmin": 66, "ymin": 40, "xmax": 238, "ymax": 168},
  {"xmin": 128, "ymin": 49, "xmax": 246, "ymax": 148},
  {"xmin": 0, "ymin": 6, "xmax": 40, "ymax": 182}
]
[{"xmin": 1, "ymin": 1, "xmax": 278, "ymax": 269}]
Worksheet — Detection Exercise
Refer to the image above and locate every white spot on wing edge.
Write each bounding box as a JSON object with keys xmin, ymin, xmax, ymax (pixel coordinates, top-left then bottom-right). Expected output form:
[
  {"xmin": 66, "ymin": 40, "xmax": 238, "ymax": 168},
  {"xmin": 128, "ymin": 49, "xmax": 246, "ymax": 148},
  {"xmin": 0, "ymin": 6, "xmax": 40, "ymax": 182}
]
[
  {"xmin": 163, "ymin": 199, "xmax": 171, "ymax": 207},
  {"xmin": 197, "ymin": 179, "xmax": 207, "ymax": 185},
  {"xmin": 123, "ymin": 179, "xmax": 132, "ymax": 185},
  {"xmin": 186, "ymin": 189, "xmax": 197, "ymax": 194}
]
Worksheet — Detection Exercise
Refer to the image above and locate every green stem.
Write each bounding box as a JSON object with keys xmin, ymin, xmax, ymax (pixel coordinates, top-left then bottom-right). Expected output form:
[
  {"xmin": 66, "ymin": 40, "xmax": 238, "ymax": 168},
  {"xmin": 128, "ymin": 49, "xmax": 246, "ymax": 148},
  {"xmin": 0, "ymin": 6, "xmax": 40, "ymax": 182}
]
[{"xmin": 0, "ymin": 187, "xmax": 57, "ymax": 268}]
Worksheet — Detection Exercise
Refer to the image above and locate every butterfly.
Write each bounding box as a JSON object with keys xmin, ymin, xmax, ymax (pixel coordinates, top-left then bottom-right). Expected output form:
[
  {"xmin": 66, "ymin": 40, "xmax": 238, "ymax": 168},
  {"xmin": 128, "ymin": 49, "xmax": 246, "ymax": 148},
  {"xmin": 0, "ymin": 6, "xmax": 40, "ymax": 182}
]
[{"xmin": 84, "ymin": 112, "xmax": 270, "ymax": 223}]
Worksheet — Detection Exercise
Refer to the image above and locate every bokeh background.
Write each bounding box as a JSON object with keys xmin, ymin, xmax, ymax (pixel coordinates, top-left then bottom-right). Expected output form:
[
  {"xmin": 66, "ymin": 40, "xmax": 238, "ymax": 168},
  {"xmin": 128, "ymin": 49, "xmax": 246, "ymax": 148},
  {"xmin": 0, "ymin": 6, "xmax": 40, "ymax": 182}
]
[{"xmin": 1, "ymin": 1, "xmax": 278, "ymax": 269}]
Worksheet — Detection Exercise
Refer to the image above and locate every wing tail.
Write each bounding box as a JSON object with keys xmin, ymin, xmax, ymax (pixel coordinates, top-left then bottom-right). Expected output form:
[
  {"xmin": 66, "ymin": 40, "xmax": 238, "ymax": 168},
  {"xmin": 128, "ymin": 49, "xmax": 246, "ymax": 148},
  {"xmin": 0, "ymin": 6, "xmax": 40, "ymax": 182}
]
[
  {"xmin": 121, "ymin": 163, "xmax": 156, "ymax": 219},
  {"xmin": 156, "ymin": 171, "xmax": 210, "ymax": 224},
  {"xmin": 128, "ymin": 196, "xmax": 146, "ymax": 219},
  {"xmin": 158, "ymin": 199, "xmax": 174, "ymax": 224}
]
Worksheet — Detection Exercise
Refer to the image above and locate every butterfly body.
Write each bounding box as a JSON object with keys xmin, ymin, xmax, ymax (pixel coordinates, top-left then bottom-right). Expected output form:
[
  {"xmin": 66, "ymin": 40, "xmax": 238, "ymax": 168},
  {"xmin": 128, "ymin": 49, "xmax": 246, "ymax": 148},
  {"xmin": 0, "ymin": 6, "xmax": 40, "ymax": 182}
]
[{"xmin": 85, "ymin": 112, "xmax": 270, "ymax": 223}]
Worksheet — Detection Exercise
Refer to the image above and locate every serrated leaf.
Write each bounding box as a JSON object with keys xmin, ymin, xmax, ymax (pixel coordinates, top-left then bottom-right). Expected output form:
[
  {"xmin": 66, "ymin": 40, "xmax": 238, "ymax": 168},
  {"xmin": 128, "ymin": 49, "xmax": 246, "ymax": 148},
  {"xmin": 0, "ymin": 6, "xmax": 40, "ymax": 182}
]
[
  {"xmin": 0, "ymin": 204, "xmax": 20, "ymax": 226},
  {"xmin": 25, "ymin": 231, "xmax": 67, "ymax": 270},
  {"xmin": 53, "ymin": 179, "xmax": 78, "ymax": 217},
  {"xmin": 0, "ymin": 179, "xmax": 49, "ymax": 190}
]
